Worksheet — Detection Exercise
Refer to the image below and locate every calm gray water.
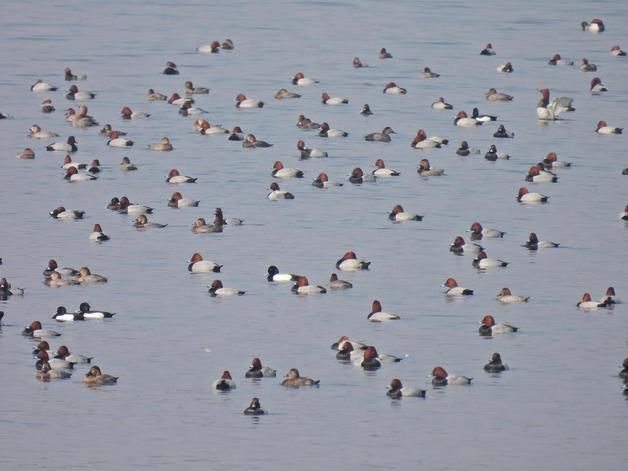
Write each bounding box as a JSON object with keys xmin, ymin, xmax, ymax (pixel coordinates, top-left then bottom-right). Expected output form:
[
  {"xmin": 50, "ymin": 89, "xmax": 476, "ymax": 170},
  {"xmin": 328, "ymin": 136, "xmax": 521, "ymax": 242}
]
[{"xmin": 1, "ymin": 1, "xmax": 627, "ymax": 469}]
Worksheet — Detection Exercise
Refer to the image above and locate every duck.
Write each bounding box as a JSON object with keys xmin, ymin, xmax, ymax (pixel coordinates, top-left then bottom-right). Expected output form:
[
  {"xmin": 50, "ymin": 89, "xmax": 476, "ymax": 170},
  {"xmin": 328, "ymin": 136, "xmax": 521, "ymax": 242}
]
[
  {"xmin": 328, "ymin": 274, "xmax": 352, "ymax": 290},
  {"xmin": 353, "ymin": 57, "xmax": 367, "ymax": 68},
  {"xmin": 280, "ymin": 368, "xmax": 319, "ymax": 387},
  {"xmin": 134, "ymin": 214, "xmax": 167, "ymax": 229},
  {"xmin": 456, "ymin": 141, "xmax": 479, "ymax": 156},
  {"xmin": 581, "ymin": 18, "xmax": 605, "ymax": 32},
  {"xmin": 595, "ymin": 121, "xmax": 622, "ymax": 134},
  {"xmin": 432, "ymin": 97, "xmax": 453, "ymax": 110},
  {"xmin": 417, "ymin": 159, "xmax": 445, "ymax": 176},
  {"xmin": 449, "ymin": 236, "xmax": 482, "ymax": 255},
  {"xmin": 484, "ymin": 353, "xmax": 508, "ymax": 373},
  {"xmin": 312, "ymin": 172, "xmax": 342, "ymax": 188},
  {"xmin": 119, "ymin": 156, "xmax": 137, "ymax": 171},
  {"xmin": 442, "ymin": 278, "xmax": 473, "ymax": 296},
  {"xmin": 65, "ymin": 85, "xmax": 95, "ymax": 100},
  {"xmin": 266, "ymin": 266, "xmax": 300, "ymax": 282},
  {"xmin": 382, "ymin": 82, "xmax": 407, "ymax": 94},
  {"xmin": 590, "ymin": 77, "xmax": 607, "ymax": 94},
  {"xmin": 610, "ymin": 45, "xmax": 626, "ymax": 56},
  {"xmin": 517, "ymin": 187, "xmax": 549, "ymax": 203},
  {"xmin": 526, "ymin": 165, "xmax": 558, "ymax": 183},
  {"xmin": 235, "ymin": 93, "xmax": 264, "ymax": 108},
  {"xmin": 359, "ymin": 346, "xmax": 381, "ymax": 370},
  {"xmin": 542, "ymin": 152, "xmax": 572, "ymax": 168},
  {"xmin": 49, "ymin": 206, "xmax": 84, "ymax": 219},
  {"xmin": 469, "ymin": 222, "xmax": 505, "ymax": 239},
  {"xmin": 275, "ymin": 88, "xmax": 301, "ymax": 99},
  {"xmin": 191, "ymin": 218, "xmax": 222, "ymax": 233},
  {"xmin": 367, "ymin": 300, "xmax": 400, "ymax": 322},
  {"xmin": 52, "ymin": 306, "xmax": 83, "ymax": 322},
  {"xmin": 73, "ymin": 267, "xmax": 108, "ymax": 283},
  {"xmin": 292, "ymin": 72, "xmax": 318, "ymax": 86},
  {"xmin": 321, "ymin": 92, "xmax": 349, "ymax": 105},
  {"xmin": 420, "ymin": 66, "xmax": 440, "ymax": 78},
  {"xmin": 40, "ymin": 99, "xmax": 55, "ymax": 113},
  {"xmin": 454, "ymin": 110, "xmax": 481, "ymax": 127},
  {"xmin": 45, "ymin": 272, "xmax": 80, "ymax": 287},
  {"xmin": 336, "ymin": 251, "xmax": 370, "ymax": 271},
  {"xmin": 179, "ymin": 102, "xmax": 208, "ymax": 116},
  {"xmin": 198, "ymin": 40, "xmax": 220, "ymax": 54},
  {"xmin": 89, "ymin": 224, "xmax": 109, "ymax": 242},
  {"xmin": 497, "ymin": 62, "xmax": 513, "ymax": 73},
  {"xmin": 120, "ymin": 106, "xmax": 150, "ymax": 120},
  {"xmin": 372, "ymin": 159, "xmax": 400, "ymax": 177},
  {"xmin": 64, "ymin": 166, "xmax": 97, "ymax": 182},
  {"xmin": 431, "ymin": 366, "xmax": 472, "ymax": 386},
  {"xmin": 31, "ymin": 79, "xmax": 58, "ymax": 92},
  {"xmin": 272, "ymin": 161, "xmax": 303, "ymax": 178},
  {"xmin": 0, "ymin": 277, "xmax": 25, "ymax": 296},
  {"xmin": 28, "ymin": 124, "xmax": 58, "ymax": 139},
  {"xmin": 493, "ymin": 124, "xmax": 514, "ymax": 138},
  {"xmin": 472, "ymin": 250, "xmax": 509, "ymax": 269},
  {"xmin": 243, "ymin": 398, "xmax": 266, "ymax": 415},
  {"xmin": 496, "ymin": 287, "xmax": 529, "ymax": 303},
  {"xmin": 117, "ymin": 197, "xmax": 153, "ymax": 215},
  {"xmin": 107, "ymin": 132, "xmax": 134, "ymax": 147},
  {"xmin": 46, "ymin": 136, "xmax": 77, "ymax": 152},
  {"xmin": 188, "ymin": 253, "xmax": 222, "ymax": 273},
  {"xmin": 411, "ymin": 129, "xmax": 447, "ymax": 149},
  {"xmin": 387, "ymin": 379, "xmax": 426, "ymax": 398},
  {"xmin": 87, "ymin": 160, "xmax": 101, "ymax": 173},
  {"xmin": 166, "ymin": 169, "xmax": 197, "ymax": 183},
  {"xmin": 536, "ymin": 89, "xmax": 575, "ymax": 121},
  {"xmin": 245, "ymin": 358, "xmax": 277, "ymax": 378},
  {"xmin": 580, "ymin": 58, "xmax": 597, "ymax": 72},
  {"xmin": 479, "ymin": 315, "xmax": 518, "ymax": 336},
  {"xmin": 365, "ymin": 126, "xmax": 396, "ymax": 142},
  {"xmin": 389, "ymin": 204, "xmax": 422, "ymax": 222},
  {"xmin": 55, "ymin": 345, "xmax": 92, "ymax": 364},
  {"xmin": 291, "ymin": 276, "xmax": 327, "ymax": 295},
  {"xmin": 472, "ymin": 108, "xmax": 498, "ymax": 123},
  {"xmin": 296, "ymin": 115, "xmax": 321, "ymax": 129},
  {"xmin": 548, "ymin": 53, "xmax": 574, "ymax": 65},
  {"xmin": 147, "ymin": 137, "xmax": 173, "ymax": 151},
  {"xmin": 99, "ymin": 124, "xmax": 127, "ymax": 137},
  {"xmin": 146, "ymin": 88, "xmax": 167, "ymax": 101},
  {"xmin": 360, "ymin": 104, "xmax": 373, "ymax": 116},
  {"xmin": 480, "ymin": 43, "xmax": 495, "ymax": 55},
  {"xmin": 64, "ymin": 67, "xmax": 86, "ymax": 81},
  {"xmin": 243, "ymin": 134, "xmax": 273, "ymax": 148},
  {"xmin": 77, "ymin": 302, "xmax": 115, "ymax": 320},
  {"xmin": 199, "ymin": 122, "xmax": 228, "ymax": 135},
  {"xmin": 183, "ymin": 81, "xmax": 209, "ymax": 95},
  {"xmin": 22, "ymin": 321, "xmax": 60, "ymax": 338},
  {"xmin": 331, "ymin": 336, "xmax": 368, "ymax": 352},
  {"xmin": 163, "ymin": 61, "xmax": 179, "ymax": 75},
  {"xmin": 296, "ymin": 139, "xmax": 327, "ymax": 159},
  {"xmin": 37, "ymin": 362, "xmax": 71, "ymax": 381},
  {"xmin": 221, "ymin": 39, "xmax": 234, "ymax": 49},
  {"xmin": 523, "ymin": 232, "xmax": 560, "ymax": 250},
  {"xmin": 168, "ymin": 192, "xmax": 199, "ymax": 208},
  {"xmin": 577, "ymin": 293, "xmax": 609, "ymax": 310},
  {"xmin": 619, "ymin": 358, "xmax": 628, "ymax": 379},
  {"xmin": 208, "ymin": 280, "xmax": 245, "ymax": 297},
  {"xmin": 601, "ymin": 287, "xmax": 621, "ymax": 305},
  {"xmin": 213, "ymin": 370, "xmax": 236, "ymax": 391},
  {"xmin": 213, "ymin": 208, "xmax": 243, "ymax": 226},
  {"xmin": 83, "ymin": 366, "xmax": 118, "ymax": 385},
  {"xmin": 485, "ymin": 88, "xmax": 513, "ymax": 101},
  {"xmin": 43, "ymin": 259, "xmax": 79, "ymax": 278},
  {"xmin": 318, "ymin": 122, "xmax": 348, "ymax": 137},
  {"xmin": 17, "ymin": 148, "xmax": 35, "ymax": 159},
  {"xmin": 167, "ymin": 93, "xmax": 193, "ymax": 106},
  {"xmin": 379, "ymin": 47, "xmax": 392, "ymax": 59},
  {"xmin": 620, "ymin": 205, "xmax": 628, "ymax": 221},
  {"xmin": 267, "ymin": 182, "xmax": 295, "ymax": 200}
]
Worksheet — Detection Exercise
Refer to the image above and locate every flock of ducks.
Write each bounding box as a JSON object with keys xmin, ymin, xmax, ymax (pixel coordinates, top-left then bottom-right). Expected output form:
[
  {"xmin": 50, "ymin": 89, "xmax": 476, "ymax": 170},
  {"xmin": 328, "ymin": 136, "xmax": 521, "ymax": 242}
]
[{"xmin": 1, "ymin": 15, "xmax": 627, "ymax": 415}]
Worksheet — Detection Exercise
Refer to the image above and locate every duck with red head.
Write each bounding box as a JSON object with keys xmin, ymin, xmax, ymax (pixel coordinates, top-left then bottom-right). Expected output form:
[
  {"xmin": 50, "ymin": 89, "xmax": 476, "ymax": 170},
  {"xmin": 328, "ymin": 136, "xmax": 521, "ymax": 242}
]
[
  {"xmin": 382, "ymin": 82, "xmax": 406, "ymax": 95},
  {"xmin": 548, "ymin": 54, "xmax": 573, "ymax": 65},
  {"xmin": 245, "ymin": 358, "xmax": 276, "ymax": 378},
  {"xmin": 292, "ymin": 72, "xmax": 319, "ymax": 86},
  {"xmin": 469, "ymin": 222, "xmax": 505, "ymax": 240},
  {"xmin": 88, "ymin": 224, "xmax": 109, "ymax": 242},
  {"xmin": 450, "ymin": 236, "xmax": 482, "ymax": 255},
  {"xmin": 208, "ymin": 280, "xmax": 245, "ymax": 297},
  {"xmin": 581, "ymin": 18, "xmax": 605, "ymax": 32},
  {"xmin": 442, "ymin": 278, "xmax": 474, "ymax": 296},
  {"xmin": 595, "ymin": 120, "xmax": 623, "ymax": 134},
  {"xmin": 418, "ymin": 159, "xmax": 445, "ymax": 176},
  {"xmin": 321, "ymin": 92, "xmax": 349, "ymax": 105},
  {"xmin": 611, "ymin": 45, "xmax": 626, "ymax": 56},
  {"xmin": 267, "ymin": 182, "xmax": 295, "ymax": 200},
  {"xmin": 432, "ymin": 366, "xmax": 472, "ymax": 386},
  {"xmin": 188, "ymin": 253, "xmax": 222, "ymax": 273},
  {"xmin": 312, "ymin": 172, "xmax": 342, "ymax": 188},
  {"xmin": 120, "ymin": 106, "xmax": 150, "ymax": 120},
  {"xmin": 485, "ymin": 88, "xmax": 513, "ymax": 101},
  {"xmin": 577, "ymin": 293, "xmax": 610, "ymax": 310},
  {"xmin": 387, "ymin": 378, "xmax": 426, "ymax": 398},
  {"xmin": 473, "ymin": 250, "xmax": 508, "ymax": 269},
  {"xmin": 228, "ymin": 126, "xmax": 245, "ymax": 141},
  {"xmin": 525, "ymin": 165, "xmax": 558, "ymax": 183},
  {"xmin": 619, "ymin": 205, "xmax": 628, "ymax": 221},
  {"xmin": 360, "ymin": 346, "xmax": 381, "ymax": 371},
  {"xmin": 198, "ymin": 40, "xmax": 221, "ymax": 54},
  {"xmin": 542, "ymin": 152, "xmax": 571, "ymax": 168},
  {"xmin": 0, "ymin": 277, "xmax": 24, "ymax": 297},
  {"xmin": 36, "ymin": 349, "xmax": 74, "ymax": 371},
  {"xmin": 479, "ymin": 314, "xmax": 518, "ymax": 336},
  {"xmin": 107, "ymin": 131, "xmax": 134, "ymax": 147},
  {"xmin": 235, "ymin": 93, "xmax": 264, "ymax": 108},
  {"xmin": 523, "ymin": 232, "xmax": 559, "ymax": 250},
  {"xmin": 214, "ymin": 208, "xmax": 243, "ymax": 226},
  {"xmin": 64, "ymin": 67, "xmax": 86, "ymax": 81},
  {"xmin": 484, "ymin": 353, "xmax": 508, "ymax": 373},
  {"xmin": 280, "ymin": 368, "xmax": 319, "ymax": 388},
  {"xmin": 411, "ymin": 129, "xmax": 447, "ymax": 149},
  {"xmin": 64, "ymin": 166, "xmax": 97, "ymax": 182},
  {"xmin": 517, "ymin": 187, "xmax": 549, "ymax": 203},
  {"xmin": 601, "ymin": 287, "xmax": 620, "ymax": 305},
  {"xmin": 336, "ymin": 251, "xmax": 370, "ymax": 271},
  {"xmin": 272, "ymin": 160, "xmax": 303, "ymax": 178},
  {"xmin": 46, "ymin": 136, "xmax": 77, "ymax": 152},
  {"xmin": 134, "ymin": 214, "xmax": 167, "ymax": 229},
  {"xmin": 65, "ymin": 84, "xmax": 95, "ymax": 100},
  {"xmin": 213, "ymin": 370, "xmax": 236, "ymax": 391},
  {"xmin": 497, "ymin": 288, "xmax": 529, "ymax": 303},
  {"xmin": 118, "ymin": 197, "xmax": 153, "ymax": 215},
  {"xmin": 166, "ymin": 169, "xmax": 197, "ymax": 184},
  {"xmin": 297, "ymin": 139, "xmax": 327, "ymax": 159},
  {"xmin": 349, "ymin": 167, "xmax": 371, "ymax": 184},
  {"xmin": 372, "ymin": 158, "xmax": 399, "ymax": 177},
  {"xmin": 22, "ymin": 320, "xmax": 60, "ymax": 338},
  {"xmin": 168, "ymin": 191, "xmax": 199, "ymax": 208},
  {"xmin": 291, "ymin": 276, "xmax": 327, "ymax": 295},
  {"xmin": 590, "ymin": 77, "xmax": 607, "ymax": 94},
  {"xmin": 454, "ymin": 110, "xmax": 481, "ymax": 127},
  {"xmin": 43, "ymin": 259, "xmax": 78, "ymax": 278},
  {"xmin": 389, "ymin": 204, "xmax": 422, "ymax": 222},
  {"xmin": 367, "ymin": 300, "xmax": 400, "ymax": 322},
  {"xmin": 318, "ymin": 122, "xmax": 348, "ymax": 137},
  {"xmin": 55, "ymin": 345, "xmax": 92, "ymax": 364},
  {"xmin": 163, "ymin": 61, "xmax": 179, "ymax": 75},
  {"xmin": 328, "ymin": 273, "xmax": 352, "ymax": 290}
]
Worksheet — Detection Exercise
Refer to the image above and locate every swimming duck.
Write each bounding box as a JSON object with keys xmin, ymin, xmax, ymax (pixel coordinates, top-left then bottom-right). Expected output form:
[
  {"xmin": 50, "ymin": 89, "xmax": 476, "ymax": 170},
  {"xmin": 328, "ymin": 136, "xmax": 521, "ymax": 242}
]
[
  {"xmin": 166, "ymin": 169, "xmax": 197, "ymax": 183},
  {"xmin": 40, "ymin": 99, "xmax": 55, "ymax": 113},
  {"xmin": 243, "ymin": 398, "xmax": 266, "ymax": 415},
  {"xmin": 188, "ymin": 253, "xmax": 222, "ymax": 273},
  {"xmin": 389, "ymin": 204, "xmax": 422, "ymax": 222},
  {"xmin": 275, "ymin": 88, "xmax": 301, "ymax": 99},
  {"xmin": 387, "ymin": 378, "xmax": 426, "ymax": 398},
  {"xmin": 321, "ymin": 92, "xmax": 349, "ymax": 105},
  {"xmin": 365, "ymin": 126, "xmax": 396, "ymax": 142},
  {"xmin": 517, "ymin": 187, "xmax": 549, "ymax": 203},
  {"xmin": 312, "ymin": 172, "xmax": 342, "ymax": 188},
  {"xmin": 267, "ymin": 182, "xmax": 295, "ymax": 200},
  {"xmin": 331, "ymin": 336, "xmax": 368, "ymax": 352},
  {"xmin": 418, "ymin": 159, "xmax": 444, "ymax": 176},
  {"xmin": 213, "ymin": 208, "xmax": 243, "ymax": 226},
  {"xmin": 497, "ymin": 62, "xmax": 513, "ymax": 73},
  {"xmin": 167, "ymin": 93, "xmax": 193, "ymax": 106},
  {"xmin": 168, "ymin": 192, "xmax": 199, "ymax": 208},
  {"xmin": 43, "ymin": 259, "xmax": 78, "ymax": 278},
  {"xmin": 450, "ymin": 236, "xmax": 482, "ymax": 255},
  {"xmin": 523, "ymin": 232, "xmax": 560, "ymax": 250},
  {"xmin": 244, "ymin": 357, "xmax": 277, "ymax": 378},
  {"xmin": 478, "ymin": 315, "xmax": 518, "ymax": 336},
  {"xmin": 89, "ymin": 224, "xmax": 109, "ymax": 242},
  {"xmin": 296, "ymin": 139, "xmax": 327, "ymax": 158},
  {"xmin": 353, "ymin": 57, "xmax": 367, "ymax": 68},
  {"xmin": 372, "ymin": 159, "xmax": 400, "ymax": 177},
  {"xmin": 619, "ymin": 358, "xmax": 628, "ymax": 379},
  {"xmin": 600, "ymin": 287, "xmax": 620, "ymax": 305},
  {"xmin": 536, "ymin": 89, "xmax": 575, "ymax": 121},
  {"xmin": 328, "ymin": 273, "xmax": 352, "ymax": 289},
  {"xmin": 49, "ymin": 206, "xmax": 84, "ymax": 219},
  {"xmin": 46, "ymin": 136, "xmax": 77, "ymax": 152},
  {"xmin": 485, "ymin": 88, "xmax": 513, "ymax": 101},
  {"xmin": 266, "ymin": 266, "xmax": 300, "ymax": 282},
  {"xmin": 577, "ymin": 293, "xmax": 609, "ymax": 310},
  {"xmin": 243, "ymin": 134, "xmax": 273, "ymax": 148},
  {"xmin": 119, "ymin": 156, "xmax": 137, "ymax": 171},
  {"xmin": 581, "ymin": 18, "xmax": 605, "ymax": 32},
  {"xmin": 65, "ymin": 84, "xmax": 95, "ymax": 101},
  {"xmin": 379, "ymin": 47, "xmax": 392, "ymax": 59},
  {"xmin": 146, "ymin": 88, "xmax": 167, "ymax": 101},
  {"xmin": 542, "ymin": 152, "xmax": 572, "ymax": 168},
  {"xmin": 484, "ymin": 353, "xmax": 508, "ymax": 373},
  {"xmin": 22, "ymin": 321, "xmax": 60, "ymax": 338},
  {"xmin": 296, "ymin": 115, "xmax": 321, "ymax": 129},
  {"xmin": 420, "ymin": 67, "xmax": 439, "ymax": 78},
  {"xmin": 548, "ymin": 54, "xmax": 574, "ymax": 65},
  {"xmin": 580, "ymin": 59, "xmax": 597, "ymax": 72},
  {"xmin": 208, "ymin": 280, "xmax": 245, "ymax": 297},
  {"xmin": 221, "ymin": 39, "xmax": 234, "ymax": 49},
  {"xmin": 99, "ymin": 124, "xmax": 127, "ymax": 138},
  {"xmin": 0, "ymin": 277, "xmax": 24, "ymax": 297},
  {"xmin": 432, "ymin": 366, "xmax": 472, "ymax": 386},
  {"xmin": 360, "ymin": 104, "xmax": 373, "ymax": 116},
  {"xmin": 77, "ymin": 302, "xmax": 115, "ymax": 320},
  {"xmin": 198, "ymin": 122, "xmax": 228, "ymax": 135},
  {"xmin": 526, "ymin": 165, "xmax": 558, "ymax": 183},
  {"xmin": 292, "ymin": 72, "xmax": 318, "ymax": 86},
  {"xmin": 595, "ymin": 121, "xmax": 622, "ymax": 134},
  {"xmin": 272, "ymin": 161, "xmax": 303, "ymax": 178},
  {"xmin": 454, "ymin": 110, "xmax": 481, "ymax": 127},
  {"xmin": 456, "ymin": 141, "xmax": 479, "ymax": 156},
  {"xmin": 28, "ymin": 124, "xmax": 58, "ymax": 139},
  {"xmin": 318, "ymin": 122, "xmax": 348, "ymax": 137},
  {"xmin": 87, "ymin": 159, "xmax": 100, "ymax": 173},
  {"xmin": 469, "ymin": 222, "xmax": 505, "ymax": 239},
  {"xmin": 472, "ymin": 250, "xmax": 509, "ymax": 268},
  {"xmin": 83, "ymin": 366, "xmax": 118, "ymax": 385},
  {"xmin": 118, "ymin": 197, "xmax": 153, "ymax": 214},
  {"xmin": 411, "ymin": 129, "xmax": 447, "ymax": 149},
  {"xmin": 73, "ymin": 267, "xmax": 108, "ymax": 283},
  {"xmin": 64, "ymin": 166, "xmax": 97, "ymax": 182},
  {"xmin": 213, "ymin": 370, "xmax": 236, "ymax": 391},
  {"xmin": 360, "ymin": 346, "xmax": 381, "ymax": 370},
  {"xmin": 64, "ymin": 67, "xmax": 86, "ymax": 81},
  {"xmin": 496, "ymin": 288, "xmax": 529, "ymax": 303},
  {"xmin": 184, "ymin": 81, "xmax": 209, "ymax": 95},
  {"xmin": 493, "ymin": 124, "xmax": 514, "ymax": 138},
  {"xmin": 134, "ymin": 214, "xmax": 167, "ymax": 229},
  {"xmin": 191, "ymin": 218, "xmax": 222, "ymax": 233},
  {"xmin": 442, "ymin": 278, "xmax": 474, "ymax": 296},
  {"xmin": 198, "ymin": 40, "xmax": 220, "ymax": 54},
  {"xmin": 291, "ymin": 276, "xmax": 327, "ymax": 295},
  {"xmin": 163, "ymin": 61, "xmax": 179, "ymax": 75},
  {"xmin": 179, "ymin": 102, "xmax": 208, "ymax": 116},
  {"xmin": 148, "ymin": 137, "xmax": 173, "ymax": 151},
  {"xmin": 55, "ymin": 345, "xmax": 92, "ymax": 364},
  {"xmin": 280, "ymin": 368, "xmax": 319, "ymax": 387},
  {"xmin": 36, "ymin": 350, "xmax": 75, "ymax": 370},
  {"xmin": 367, "ymin": 300, "xmax": 400, "ymax": 322},
  {"xmin": 31, "ymin": 79, "xmax": 58, "ymax": 92},
  {"xmin": 235, "ymin": 94, "xmax": 264, "ymax": 108},
  {"xmin": 610, "ymin": 45, "xmax": 626, "ymax": 56},
  {"xmin": 480, "ymin": 43, "xmax": 495, "ymax": 55},
  {"xmin": 45, "ymin": 272, "xmax": 80, "ymax": 287},
  {"xmin": 120, "ymin": 106, "xmax": 150, "ymax": 119},
  {"xmin": 432, "ymin": 97, "xmax": 453, "ymax": 110},
  {"xmin": 336, "ymin": 251, "xmax": 370, "ymax": 271},
  {"xmin": 620, "ymin": 205, "xmax": 628, "ymax": 221},
  {"xmin": 590, "ymin": 77, "xmax": 607, "ymax": 94},
  {"xmin": 382, "ymin": 82, "xmax": 407, "ymax": 94},
  {"xmin": 37, "ymin": 362, "xmax": 71, "ymax": 381},
  {"xmin": 17, "ymin": 148, "xmax": 35, "ymax": 159}
]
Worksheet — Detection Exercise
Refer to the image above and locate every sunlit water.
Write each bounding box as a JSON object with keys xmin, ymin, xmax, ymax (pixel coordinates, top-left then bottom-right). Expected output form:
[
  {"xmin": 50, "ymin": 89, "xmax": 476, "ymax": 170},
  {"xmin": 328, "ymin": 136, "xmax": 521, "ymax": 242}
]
[{"xmin": 1, "ymin": 1, "xmax": 627, "ymax": 470}]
